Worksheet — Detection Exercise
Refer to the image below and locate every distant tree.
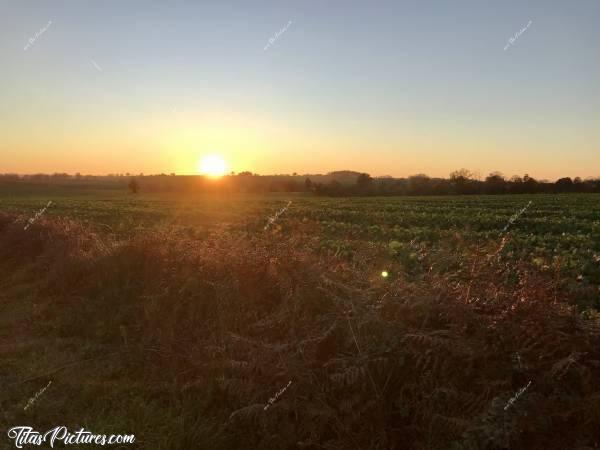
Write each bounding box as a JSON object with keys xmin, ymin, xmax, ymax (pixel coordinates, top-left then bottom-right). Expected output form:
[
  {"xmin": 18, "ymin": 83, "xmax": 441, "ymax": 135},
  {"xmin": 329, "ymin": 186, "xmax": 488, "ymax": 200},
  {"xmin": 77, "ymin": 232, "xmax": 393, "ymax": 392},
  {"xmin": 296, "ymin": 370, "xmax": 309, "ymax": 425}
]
[
  {"xmin": 523, "ymin": 174, "xmax": 538, "ymax": 193},
  {"xmin": 510, "ymin": 175, "xmax": 523, "ymax": 183},
  {"xmin": 305, "ymin": 178, "xmax": 313, "ymax": 191},
  {"xmin": 238, "ymin": 171, "xmax": 253, "ymax": 177},
  {"xmin": 356, "ymin": 173, "xmax": 373, "ymax": 188},
  {"xmin": 471, "ymin": 170, "xmax": 482, "ymax": 182},
  {"xmin": 355, "ymin": 173, "xmax": 374, "ymax": 195},
  {"xmin": 484, "ymin": 172, "xmax": 506, "ymax": 194},
  {"xmin": 431, "ymin": 178, "xmax": 451, "ymax": 195},
  {"xmin": 450, "ymin": 169, "xmax": 473, "ymax": 194},
  {"xmin": 555, "ymin": 177, "xmax": 574, "ymax": 193},
  {"xmin": 508, "ymin": 175, "xmax": 525, "ymax": 194},
  {"xmin": 128, "ymin": 178, "xmax": 139, "ymax": 194},
  {"xmin": 450, "ymin": 168, "xmax": 472, "ymax": 181},
  {"xmin": 584, "ymin": 177, "xmax": 600, "ymax": 192},
  {"xmin": 407, "ymin": 174, "xmax": 431, "ymax": 195}
]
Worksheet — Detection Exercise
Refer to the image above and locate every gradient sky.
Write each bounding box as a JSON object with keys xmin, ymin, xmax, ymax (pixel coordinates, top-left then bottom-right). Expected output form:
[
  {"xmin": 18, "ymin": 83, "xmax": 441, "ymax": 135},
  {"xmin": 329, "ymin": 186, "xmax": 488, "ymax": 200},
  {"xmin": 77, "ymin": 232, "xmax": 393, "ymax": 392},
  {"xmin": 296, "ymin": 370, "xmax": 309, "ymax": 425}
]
[{"xmin": 1, "ymin": 0, "xmax": 599, "ymax": 179}]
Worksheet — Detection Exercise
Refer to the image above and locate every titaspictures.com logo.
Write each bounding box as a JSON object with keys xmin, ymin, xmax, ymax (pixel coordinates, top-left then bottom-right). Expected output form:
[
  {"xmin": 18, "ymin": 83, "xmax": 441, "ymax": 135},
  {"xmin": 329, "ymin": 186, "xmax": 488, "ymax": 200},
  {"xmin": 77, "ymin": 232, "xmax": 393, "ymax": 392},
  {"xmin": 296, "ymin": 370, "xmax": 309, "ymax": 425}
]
[{"xmin": 7, "ymin": 426, "xmax": 135, "ymax": 448}]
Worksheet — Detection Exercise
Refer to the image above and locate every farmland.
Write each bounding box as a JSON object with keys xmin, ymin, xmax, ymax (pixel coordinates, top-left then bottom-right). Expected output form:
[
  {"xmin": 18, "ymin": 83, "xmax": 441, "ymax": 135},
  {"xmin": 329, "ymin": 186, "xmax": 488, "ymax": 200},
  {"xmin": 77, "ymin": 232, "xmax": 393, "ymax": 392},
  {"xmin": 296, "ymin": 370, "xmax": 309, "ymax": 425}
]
[
  {"xmin": 1, "ymin": 184, "xmax": 600, "ymax": 449},
  {"xmin": 2, "ymin": 185, "xmax": 599, "ymax": 295}
]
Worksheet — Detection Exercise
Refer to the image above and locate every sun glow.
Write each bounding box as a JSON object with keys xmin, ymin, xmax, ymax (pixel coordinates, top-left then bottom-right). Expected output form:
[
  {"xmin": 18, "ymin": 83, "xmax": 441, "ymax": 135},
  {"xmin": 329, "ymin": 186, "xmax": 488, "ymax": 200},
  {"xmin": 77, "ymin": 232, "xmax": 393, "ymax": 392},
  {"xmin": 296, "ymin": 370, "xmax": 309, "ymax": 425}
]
[{"xmin": 198, "ymin": 154, "xmax": 228, "ymax": 177}]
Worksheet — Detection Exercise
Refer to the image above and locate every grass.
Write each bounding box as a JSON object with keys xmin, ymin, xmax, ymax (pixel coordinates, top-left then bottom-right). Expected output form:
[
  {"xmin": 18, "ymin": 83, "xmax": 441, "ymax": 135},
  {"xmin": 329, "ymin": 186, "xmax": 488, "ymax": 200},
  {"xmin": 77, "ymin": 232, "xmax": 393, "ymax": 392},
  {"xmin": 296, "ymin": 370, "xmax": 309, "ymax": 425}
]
[{"xmin": 1, "ymin": 185, "xmax": 600, "ymax": 449}]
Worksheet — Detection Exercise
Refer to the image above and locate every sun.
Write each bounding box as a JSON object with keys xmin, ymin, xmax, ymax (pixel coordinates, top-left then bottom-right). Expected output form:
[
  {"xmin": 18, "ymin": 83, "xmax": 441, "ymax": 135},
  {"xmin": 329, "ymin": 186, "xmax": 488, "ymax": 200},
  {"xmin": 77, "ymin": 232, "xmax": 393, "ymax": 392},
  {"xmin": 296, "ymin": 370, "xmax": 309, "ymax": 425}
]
[{"xmin": 198, "ymin": 154, "xmax": 228, "ymax": 177}]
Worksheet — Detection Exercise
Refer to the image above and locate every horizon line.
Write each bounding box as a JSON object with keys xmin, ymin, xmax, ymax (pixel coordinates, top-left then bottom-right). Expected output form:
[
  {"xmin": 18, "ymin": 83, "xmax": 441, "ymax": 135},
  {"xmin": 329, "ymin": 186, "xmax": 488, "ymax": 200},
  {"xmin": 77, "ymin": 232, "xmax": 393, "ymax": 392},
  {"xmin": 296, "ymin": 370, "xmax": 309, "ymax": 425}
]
[{"xmin": 3, "ymin": 171, "xmax": 599, "ymax": 184}]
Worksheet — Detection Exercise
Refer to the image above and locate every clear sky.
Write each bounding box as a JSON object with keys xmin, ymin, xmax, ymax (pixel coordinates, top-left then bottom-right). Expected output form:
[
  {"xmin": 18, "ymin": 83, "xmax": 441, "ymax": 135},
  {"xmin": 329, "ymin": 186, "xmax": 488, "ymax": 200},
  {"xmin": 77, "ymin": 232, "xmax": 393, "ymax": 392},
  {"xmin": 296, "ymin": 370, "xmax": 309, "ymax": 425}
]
[{"xmin": 1, "ymin": 0, "xmax": 599, "ymax": 179}]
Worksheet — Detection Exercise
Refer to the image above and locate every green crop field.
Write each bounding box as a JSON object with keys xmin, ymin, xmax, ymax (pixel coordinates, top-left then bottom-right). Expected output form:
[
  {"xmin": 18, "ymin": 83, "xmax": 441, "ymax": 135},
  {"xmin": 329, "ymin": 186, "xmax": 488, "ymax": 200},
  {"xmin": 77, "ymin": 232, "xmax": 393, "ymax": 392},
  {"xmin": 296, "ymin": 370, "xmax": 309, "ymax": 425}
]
[
  {"xmin": 2, "ymin": 185, "xmax": 599, "ymax": 291},
  {"xmin": 1, "ymin": 184, "xmax": 600, "ymax": 449}
]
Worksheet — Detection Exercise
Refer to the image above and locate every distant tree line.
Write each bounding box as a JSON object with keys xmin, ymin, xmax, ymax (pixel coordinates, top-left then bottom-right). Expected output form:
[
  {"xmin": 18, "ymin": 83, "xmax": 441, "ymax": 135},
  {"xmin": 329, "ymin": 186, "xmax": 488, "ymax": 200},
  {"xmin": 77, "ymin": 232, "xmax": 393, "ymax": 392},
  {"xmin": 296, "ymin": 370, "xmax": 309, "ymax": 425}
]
[
  {"xmin": 312, "ymin": 170, "xmax": 600, "ymax": 196},
  {"xmin": 2, "ymin": 170, "xmax": 599, "ymax": 196}
]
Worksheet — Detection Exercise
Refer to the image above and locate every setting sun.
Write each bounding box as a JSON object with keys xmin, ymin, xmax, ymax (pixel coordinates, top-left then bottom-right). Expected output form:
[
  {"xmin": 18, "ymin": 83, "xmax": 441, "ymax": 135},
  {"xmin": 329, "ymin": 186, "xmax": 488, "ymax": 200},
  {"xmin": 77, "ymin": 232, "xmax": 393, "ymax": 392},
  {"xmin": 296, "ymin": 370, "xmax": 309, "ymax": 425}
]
[{"xmin": 198, "ymin": 155, "xmax": 228, "ymax": 177}]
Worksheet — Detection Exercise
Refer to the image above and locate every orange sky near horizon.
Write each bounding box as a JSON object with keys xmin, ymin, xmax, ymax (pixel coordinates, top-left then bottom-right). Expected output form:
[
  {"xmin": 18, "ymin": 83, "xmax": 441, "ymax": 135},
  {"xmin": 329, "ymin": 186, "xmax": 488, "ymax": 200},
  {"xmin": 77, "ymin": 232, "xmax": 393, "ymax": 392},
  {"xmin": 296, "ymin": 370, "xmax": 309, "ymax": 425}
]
[{"xmin": 3, "ymin": 107, "xmax": 597, "ymax": 181}]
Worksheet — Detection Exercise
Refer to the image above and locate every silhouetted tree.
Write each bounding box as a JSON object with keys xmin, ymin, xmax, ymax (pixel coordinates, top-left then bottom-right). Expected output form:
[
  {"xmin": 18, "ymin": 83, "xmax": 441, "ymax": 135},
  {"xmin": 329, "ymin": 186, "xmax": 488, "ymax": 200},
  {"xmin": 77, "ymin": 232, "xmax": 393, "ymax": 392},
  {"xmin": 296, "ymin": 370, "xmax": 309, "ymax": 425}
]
[
  {"xmin": 509, "ymin": 175, "xmax": 525, "ymax": 194},
  {"xmin": 407, "ymin": 174, "xmax": 431, "ymax": 195},
  {"xmin": 128, "ymin": 178, "xmax": 139, "ymax": 194},
  {"xmin": 484, "ymin": 172, "xmax": 506, "ymax": 194},
  {"xmin": 450, "ymin": 169, "xmax": 474, "ymax": 194},
  {"xmin": 555, "ymin": 177, "xmax": 574, "ymax": 193},
  {"xmin": 355, "ymin": 173, "xmax": 374, "ymax": 195},
  {"xmin": 356, "ymin": 173, "xmax": 373, "ymax": 188},
  {"xmin": 523, "ymin": 174, "xmax": 538, "ymax": 193},
  {"xmin": 305, "ymin": 178, "xmax": 313, "ymax": 191}
]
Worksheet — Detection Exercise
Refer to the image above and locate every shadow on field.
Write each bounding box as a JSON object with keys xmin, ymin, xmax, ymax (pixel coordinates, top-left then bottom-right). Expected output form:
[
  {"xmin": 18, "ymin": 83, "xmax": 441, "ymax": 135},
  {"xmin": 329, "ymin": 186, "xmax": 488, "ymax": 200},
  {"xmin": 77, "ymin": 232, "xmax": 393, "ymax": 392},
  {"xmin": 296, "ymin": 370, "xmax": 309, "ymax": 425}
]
[{"xmin": 1, "ymin": 212, "xmax": 600, "ymax": 449}]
